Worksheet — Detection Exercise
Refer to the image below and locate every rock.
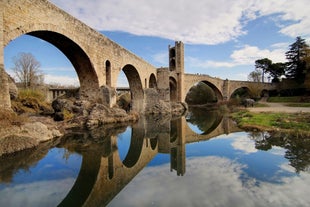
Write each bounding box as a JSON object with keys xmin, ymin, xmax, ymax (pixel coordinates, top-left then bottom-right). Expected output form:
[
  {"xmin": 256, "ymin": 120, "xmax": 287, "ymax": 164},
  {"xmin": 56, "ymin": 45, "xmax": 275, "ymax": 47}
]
[
  {"xmin": 0, "ymin": 135, "xmax": 38, "ymax": 156},
  {"xmin": 86, "ymin": 104, "xmax": 139, "ymax": 128},
  {"xmin": 145, "ymin": 100, "xmax": 171, "ymax": 114},
  {"xmin": 21, "ymin": 122, "xmax": 61, "ymax": 142},
  {"xmin": 144, "ymin": 100, "xmax": 187, "ymax": 116},
  {"xmin": 171, "ymin": 102, "xmax": 188, "ymax": 116},
  {"xmin": 0, "ymin": 120, "xmax": 62, "ymax": 156},
  {"xmin": 52, "ymin": 98, "xmax": 68, "ymax": 112},
  {"xmin": 54, "ymin": 112, "xmax": 64, "ymax": 121}
]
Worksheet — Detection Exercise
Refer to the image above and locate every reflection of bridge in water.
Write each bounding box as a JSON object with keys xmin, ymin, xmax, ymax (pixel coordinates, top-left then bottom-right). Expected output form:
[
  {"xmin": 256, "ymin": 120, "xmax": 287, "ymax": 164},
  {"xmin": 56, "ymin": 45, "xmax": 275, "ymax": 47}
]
[{"xmin": 56, "ymin": 113, "xmax": 241, "ymax": 206}]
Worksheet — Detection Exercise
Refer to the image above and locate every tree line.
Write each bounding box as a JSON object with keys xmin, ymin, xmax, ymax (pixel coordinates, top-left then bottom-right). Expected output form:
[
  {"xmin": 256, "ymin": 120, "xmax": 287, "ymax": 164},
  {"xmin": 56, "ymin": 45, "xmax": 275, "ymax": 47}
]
[{"xmin": 249, "ymin": 36, "xmax": 310, "ymax": 84}]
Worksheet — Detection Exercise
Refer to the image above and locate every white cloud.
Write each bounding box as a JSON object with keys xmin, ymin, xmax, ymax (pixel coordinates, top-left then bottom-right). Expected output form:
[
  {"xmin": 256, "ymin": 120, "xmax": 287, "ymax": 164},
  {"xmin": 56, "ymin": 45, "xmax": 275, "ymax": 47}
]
[
  {"xmin": 256, "ymin": 0, "xmax": 310, "ymax": 39},
  {"xmin": 186, "ymin": 43, "xmax": 287, "ymax": 69},
  {"xmin": 44, "ymin": 74, "xmax": 79, "ymax": 86},
  {"xmin": 0, "ymin": 178, "xmax": 76, "ymax": 207},
  {"xmin": 109, "ymin": 156, "xmax": 310, "ymax": 207},
  {"xmin": 50, "ymin": 0, "xmax": 310, "ymax": 45},
  {"xmin": 231, "ymin": 136, "xmax": 258, "ymax": 154}
]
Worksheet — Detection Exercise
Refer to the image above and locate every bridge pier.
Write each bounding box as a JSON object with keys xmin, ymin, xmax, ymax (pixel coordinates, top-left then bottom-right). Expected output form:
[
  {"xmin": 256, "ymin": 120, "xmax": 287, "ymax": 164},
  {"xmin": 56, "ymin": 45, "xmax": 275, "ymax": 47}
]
[{"xmin": 0, "ymin": 7, "xmax": 11, "ymax": 110}]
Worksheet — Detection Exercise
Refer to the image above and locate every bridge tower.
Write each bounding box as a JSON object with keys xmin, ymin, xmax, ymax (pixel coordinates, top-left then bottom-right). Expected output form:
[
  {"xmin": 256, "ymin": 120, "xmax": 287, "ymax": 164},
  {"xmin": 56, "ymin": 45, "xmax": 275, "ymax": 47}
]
[
  {"xmin": 0, "ymin": 4, "xmax": 11, "ymax": 110},
  {"xmin": 169, "ymin": 41, "xmax": 185, "ymax": 102}
]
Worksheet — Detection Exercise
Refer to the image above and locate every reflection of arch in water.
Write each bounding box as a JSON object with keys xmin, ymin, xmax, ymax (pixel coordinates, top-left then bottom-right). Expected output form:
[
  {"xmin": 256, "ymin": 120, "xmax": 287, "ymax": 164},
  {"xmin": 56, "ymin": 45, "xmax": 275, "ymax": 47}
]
[
  {"xmin": 184, "ymin": 113, "xmax": 242, "ymax": 143},
  {"xmin": 58, "ymin": 151, "xmax": 102, "ymax": 207},
  {"xmin": 121, "ymin": 127, "xmax": 145, "ymax": 168},
  {"xmin": 59, "ymin": 123, "xmax": 158, "ymax": 206},
  {"xmin": 186, "ymin": 109, "xmax": 223, "ymax": 135}
]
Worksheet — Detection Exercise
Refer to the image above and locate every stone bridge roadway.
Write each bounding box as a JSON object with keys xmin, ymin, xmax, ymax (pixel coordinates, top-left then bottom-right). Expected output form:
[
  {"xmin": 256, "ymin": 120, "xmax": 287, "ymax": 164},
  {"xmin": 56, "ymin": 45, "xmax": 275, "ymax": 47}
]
[
  {"xmin": 1, "ymin": 0, "xmax": 277, "ymax": 113},
  {"xmin": 55, "ymin": 116, "xmax": 240, "ymax": 206}
]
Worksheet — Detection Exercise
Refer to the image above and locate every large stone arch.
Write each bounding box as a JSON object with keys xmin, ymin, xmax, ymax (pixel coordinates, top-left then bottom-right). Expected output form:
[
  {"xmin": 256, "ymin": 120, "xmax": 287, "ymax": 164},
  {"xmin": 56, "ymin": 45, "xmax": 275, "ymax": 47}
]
[
  {"xmin": 4, "ymin": 25, "xmax": 100, "ymax": 100},
  {"xmin": 121, "ymin": 64, "xmax": 144, "ymax": 112}
]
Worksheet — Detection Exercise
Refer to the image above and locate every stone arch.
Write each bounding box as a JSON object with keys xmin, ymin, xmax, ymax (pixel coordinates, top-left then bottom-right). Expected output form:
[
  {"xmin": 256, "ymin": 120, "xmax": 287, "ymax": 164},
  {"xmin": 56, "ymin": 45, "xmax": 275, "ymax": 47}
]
[
  {"xmin": 185, "ymin": 81, "xmax": 223, "ymax": 103},
  {"xmin": 5, "ymin": 29, "xmax": 99, "ymax": 99},
  {"xmin": 230, "ymin": 86, "xmax": 252, "ymax": 99},
  {"xmin": 121, "ymin": 64, "xmax": 144, "ymax": 112},
  {"xmin": 170, "ymin": 77, "xmax": 178, "ymax": 102},
  {"xmin": 150, "ymin": 138, "xmax": 158, "ymax": 150},
  {"xmin": 105, "ymin": 60, "xmax": 111, "ymax": 87},
  {"xmin": 169, "ymin": 48, "xmax": 176, "ymax": 70},
  {"xmin": 149, "ymin": 73, "xmax": 157, "ymax": 88},
  {"xmin": 261, "ymin": 89, "xmax": 269, "ymax": 98}
]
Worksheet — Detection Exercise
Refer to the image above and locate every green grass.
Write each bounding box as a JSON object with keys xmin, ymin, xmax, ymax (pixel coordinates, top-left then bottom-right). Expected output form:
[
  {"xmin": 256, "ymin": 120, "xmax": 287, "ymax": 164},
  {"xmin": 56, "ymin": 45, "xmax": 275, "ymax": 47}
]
[
  {"xmin": 232, "ymin": 110, "xmax": 310, "ymax": 135},
  {"xmin": 285, "ymin": 103, "xmax": 310, "ymax": 107},
  {"xmin": 267, "ymin": 96, "xmax": 301, "ymax": 103}
]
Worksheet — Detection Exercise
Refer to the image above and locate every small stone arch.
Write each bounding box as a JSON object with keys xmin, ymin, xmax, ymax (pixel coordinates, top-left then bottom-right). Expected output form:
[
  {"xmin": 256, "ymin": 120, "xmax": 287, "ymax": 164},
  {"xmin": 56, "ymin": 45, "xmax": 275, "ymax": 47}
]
[
  {"xmin": 105, "ymin": 60, "xmax": 111, "ymax": 87},
  {"xmin": 170, "ymin": 77, "xmax": 178, "ymax": 102},
  {"xmin": 149, "ymin": 73, "xmax": 157, "ymax": 88},
  {"xmin": 121, "ymin": 64, "xmax": 144, "ymax": 112}
]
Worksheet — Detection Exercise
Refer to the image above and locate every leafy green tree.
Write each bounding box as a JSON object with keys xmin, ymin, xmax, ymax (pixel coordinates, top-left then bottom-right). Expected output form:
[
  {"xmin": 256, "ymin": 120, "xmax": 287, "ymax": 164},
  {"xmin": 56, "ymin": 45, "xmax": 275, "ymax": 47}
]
[
  {"xmin": 285, "ymin": 36, "xmax": 310, "ymax": 83},
  {"xmin": 268, "ymin": 62, "xmax": 286, "ymax": 83}
]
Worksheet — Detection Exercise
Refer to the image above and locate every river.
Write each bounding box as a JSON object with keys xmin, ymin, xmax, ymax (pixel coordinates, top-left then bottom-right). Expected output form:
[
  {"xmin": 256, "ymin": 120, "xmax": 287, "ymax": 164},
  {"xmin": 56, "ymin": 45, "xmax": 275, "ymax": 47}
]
[{"xmin": 0, "ymin": 107, "xmax": 310, "ymax": 207}]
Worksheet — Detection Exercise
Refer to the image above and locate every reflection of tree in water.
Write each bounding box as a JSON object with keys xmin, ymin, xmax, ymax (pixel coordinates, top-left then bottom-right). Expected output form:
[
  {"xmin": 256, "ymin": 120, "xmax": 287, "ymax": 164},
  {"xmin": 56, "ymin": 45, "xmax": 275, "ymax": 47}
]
[
  {"xmin": 249, "ymin": 131, "xmax": 310, "ymax": 173},
  {"xmin": 186, "ymin": 107, "xmax": 223, "ymax": 134}
]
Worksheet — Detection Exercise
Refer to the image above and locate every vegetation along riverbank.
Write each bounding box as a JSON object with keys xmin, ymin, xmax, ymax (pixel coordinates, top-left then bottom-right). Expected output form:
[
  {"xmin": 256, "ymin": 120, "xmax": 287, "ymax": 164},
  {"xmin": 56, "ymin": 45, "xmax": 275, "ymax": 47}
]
[{"xmin": 232, "ymin": 101, "xmax": 310, "ymax": 137}]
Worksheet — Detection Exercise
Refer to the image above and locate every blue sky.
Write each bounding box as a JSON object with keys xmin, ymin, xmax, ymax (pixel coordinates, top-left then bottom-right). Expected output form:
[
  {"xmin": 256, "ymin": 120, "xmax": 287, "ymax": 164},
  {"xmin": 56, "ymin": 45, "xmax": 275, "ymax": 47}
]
[{"xmin": 4, "ymin": 0, "xmax": 310, "ymax": 86}]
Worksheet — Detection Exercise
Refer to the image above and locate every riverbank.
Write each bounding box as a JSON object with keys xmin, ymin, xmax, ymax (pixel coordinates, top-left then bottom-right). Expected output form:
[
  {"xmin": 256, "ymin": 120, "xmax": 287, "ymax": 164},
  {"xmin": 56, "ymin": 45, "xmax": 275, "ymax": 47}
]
[
  {"xmin": 0, "ymin": 111, "xmax": 63, "ymax": 156},
  {"xmin": 232, "ymin": 102, "xmax": 310, "ymax": 136}
]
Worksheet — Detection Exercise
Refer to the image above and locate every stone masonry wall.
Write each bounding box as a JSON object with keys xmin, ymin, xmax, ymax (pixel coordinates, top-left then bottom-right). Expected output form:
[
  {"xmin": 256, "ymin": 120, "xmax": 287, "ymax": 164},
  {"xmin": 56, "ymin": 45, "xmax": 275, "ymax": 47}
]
[{"xmin": 0, "ymin": 3, "xmax": 11, "ymax": 110}]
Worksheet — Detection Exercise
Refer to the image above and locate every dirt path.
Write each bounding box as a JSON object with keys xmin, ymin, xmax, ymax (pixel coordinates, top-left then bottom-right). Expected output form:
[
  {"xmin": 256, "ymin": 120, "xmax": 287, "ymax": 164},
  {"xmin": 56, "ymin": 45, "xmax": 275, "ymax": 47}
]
[{"xmin": 247, "ymin": 102, "xmax": 310, "ymax": 113}]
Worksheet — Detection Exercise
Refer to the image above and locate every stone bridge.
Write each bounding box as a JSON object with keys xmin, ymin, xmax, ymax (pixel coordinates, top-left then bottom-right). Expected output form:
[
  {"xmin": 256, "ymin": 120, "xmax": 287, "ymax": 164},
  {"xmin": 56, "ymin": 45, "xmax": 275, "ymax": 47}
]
[{"xmin": 0, "ymin": 0, "xmax": 277, "ymax": 113}]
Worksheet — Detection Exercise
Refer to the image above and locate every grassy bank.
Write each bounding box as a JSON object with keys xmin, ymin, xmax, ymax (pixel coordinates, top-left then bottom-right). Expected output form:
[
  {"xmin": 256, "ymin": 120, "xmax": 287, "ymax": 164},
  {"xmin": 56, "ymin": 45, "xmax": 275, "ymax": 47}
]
[{"xmin": 232, "ymin": 110, "xmax": 310, "ymax": 136}]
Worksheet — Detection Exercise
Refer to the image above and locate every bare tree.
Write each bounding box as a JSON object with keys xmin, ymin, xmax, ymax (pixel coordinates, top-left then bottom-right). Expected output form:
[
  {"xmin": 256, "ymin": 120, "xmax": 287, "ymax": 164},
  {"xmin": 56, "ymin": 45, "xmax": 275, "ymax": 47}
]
[
  {"xmin": 248, "ymin": 70, "xmax": 262, "ymax": 82},
  {"xmin": 12, "ymin": 52, "xmax": 44, "ymax": 88}
]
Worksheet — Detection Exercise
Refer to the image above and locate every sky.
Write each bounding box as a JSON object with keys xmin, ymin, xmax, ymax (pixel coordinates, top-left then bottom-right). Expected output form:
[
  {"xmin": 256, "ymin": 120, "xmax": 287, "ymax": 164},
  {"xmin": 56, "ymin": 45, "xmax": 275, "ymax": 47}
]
[{"xmin": 4, "ymin": 0, "xmax": 310, "ymax": 86}]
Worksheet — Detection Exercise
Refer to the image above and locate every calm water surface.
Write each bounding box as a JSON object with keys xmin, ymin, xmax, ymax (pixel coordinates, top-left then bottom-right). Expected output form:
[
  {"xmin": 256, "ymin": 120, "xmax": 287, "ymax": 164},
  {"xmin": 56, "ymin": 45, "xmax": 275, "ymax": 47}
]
[{"xmin": 0, "ymin": 108, "xmax": 310, "ymax": 207}]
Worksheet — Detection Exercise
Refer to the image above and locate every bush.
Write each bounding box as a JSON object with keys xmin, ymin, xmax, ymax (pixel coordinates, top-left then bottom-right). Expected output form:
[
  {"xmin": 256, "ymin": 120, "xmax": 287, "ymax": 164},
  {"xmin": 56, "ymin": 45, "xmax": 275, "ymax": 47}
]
[
  {"xmin": 11, "ymin": 88, "xmax": 53, "ymax": 114},
  {"xmin": 18, "ymin": 89, "xmax": 46, "ymax": 102},
  {"xmin": 0, "ymin": 110, "xmax": 27, "ymax": 128}
]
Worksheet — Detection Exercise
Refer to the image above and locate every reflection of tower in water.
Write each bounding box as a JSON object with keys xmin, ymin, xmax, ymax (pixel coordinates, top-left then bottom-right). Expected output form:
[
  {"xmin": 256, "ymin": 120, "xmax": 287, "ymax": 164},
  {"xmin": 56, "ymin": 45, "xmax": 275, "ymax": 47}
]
[{"xmin": 170, "ymin": 118, "xmax": 186, "ymax": 176}]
